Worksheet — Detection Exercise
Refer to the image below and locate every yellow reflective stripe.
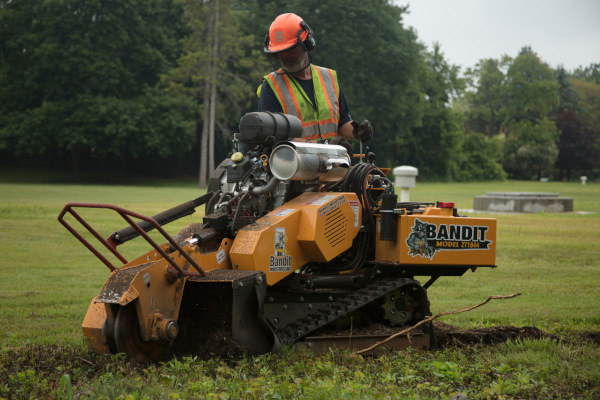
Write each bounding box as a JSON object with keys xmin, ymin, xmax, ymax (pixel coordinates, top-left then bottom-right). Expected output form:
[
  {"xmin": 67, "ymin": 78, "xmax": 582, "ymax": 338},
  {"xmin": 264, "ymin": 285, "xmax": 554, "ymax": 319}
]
[{"xmin": 314, "ymin": 66, "xmax": 339, "ymax": 125}]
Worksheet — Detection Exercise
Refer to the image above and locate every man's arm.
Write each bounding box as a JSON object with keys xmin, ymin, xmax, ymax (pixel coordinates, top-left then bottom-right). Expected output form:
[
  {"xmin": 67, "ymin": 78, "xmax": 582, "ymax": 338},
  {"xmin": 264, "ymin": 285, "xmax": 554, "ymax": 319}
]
[{"xmin": 338, "ymin": 121, "xmax": 354, "ymax": 140}]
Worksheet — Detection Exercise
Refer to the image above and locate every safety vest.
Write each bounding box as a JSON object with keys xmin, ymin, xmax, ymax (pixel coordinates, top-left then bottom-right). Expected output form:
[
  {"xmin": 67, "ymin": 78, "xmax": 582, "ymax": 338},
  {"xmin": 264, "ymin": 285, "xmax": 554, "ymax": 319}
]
[{"xmin": 263, "ymin": 65, "xmax": 340, "ymax": 141}]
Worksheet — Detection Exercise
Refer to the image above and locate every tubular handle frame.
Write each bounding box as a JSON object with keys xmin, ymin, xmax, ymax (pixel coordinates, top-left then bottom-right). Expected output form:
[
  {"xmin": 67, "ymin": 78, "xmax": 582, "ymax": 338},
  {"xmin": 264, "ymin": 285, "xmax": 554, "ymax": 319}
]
[{"xmin": 58, "ymin": 202, "xmax": 206, "ymax": 277}]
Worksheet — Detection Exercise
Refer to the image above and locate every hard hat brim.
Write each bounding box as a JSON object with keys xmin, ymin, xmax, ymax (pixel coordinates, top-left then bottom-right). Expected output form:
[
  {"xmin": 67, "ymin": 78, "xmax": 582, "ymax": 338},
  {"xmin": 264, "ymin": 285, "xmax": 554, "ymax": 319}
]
[{"xmin": 264, "ymin": 39, "xmax": 303, "ymax": 54}]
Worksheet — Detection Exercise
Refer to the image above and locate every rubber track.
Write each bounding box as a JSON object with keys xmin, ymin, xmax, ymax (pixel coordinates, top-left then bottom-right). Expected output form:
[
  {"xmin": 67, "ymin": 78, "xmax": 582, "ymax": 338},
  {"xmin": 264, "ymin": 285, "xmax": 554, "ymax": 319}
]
[{"xmin": 275, "ymin": 277, "xmax": 418, "ymax": 345}]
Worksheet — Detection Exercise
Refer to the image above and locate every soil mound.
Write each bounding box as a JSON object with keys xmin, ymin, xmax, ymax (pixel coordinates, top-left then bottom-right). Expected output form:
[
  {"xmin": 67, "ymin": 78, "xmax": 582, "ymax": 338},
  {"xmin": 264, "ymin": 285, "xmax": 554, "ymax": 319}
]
[{"xmin": 433, "ymin": 321, "xmax": 560, "ymax": 348}]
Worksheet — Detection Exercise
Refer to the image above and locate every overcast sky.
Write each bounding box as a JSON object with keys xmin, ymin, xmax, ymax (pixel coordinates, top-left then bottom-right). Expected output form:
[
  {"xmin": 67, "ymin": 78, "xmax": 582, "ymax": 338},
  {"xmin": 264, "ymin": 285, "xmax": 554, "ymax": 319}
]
[{"xmin": 397, "ymin": 0, "xmax": 600, "ymax": 72}]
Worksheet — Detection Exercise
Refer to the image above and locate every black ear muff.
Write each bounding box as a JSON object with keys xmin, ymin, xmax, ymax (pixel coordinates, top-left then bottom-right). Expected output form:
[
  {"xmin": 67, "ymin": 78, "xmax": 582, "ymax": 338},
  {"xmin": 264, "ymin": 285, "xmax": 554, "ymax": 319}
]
[
  {"xmin": 300, "ymin": 20, "xmax": 315, "ymax": 51},
  {"xmin": 264, "ymin": 33, "xmax": 270, "ymax": 52}
]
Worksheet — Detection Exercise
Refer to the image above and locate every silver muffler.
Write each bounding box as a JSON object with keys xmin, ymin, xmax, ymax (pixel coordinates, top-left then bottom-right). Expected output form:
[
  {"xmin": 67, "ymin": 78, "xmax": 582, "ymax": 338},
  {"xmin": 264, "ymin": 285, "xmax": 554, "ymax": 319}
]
[{"xmin": 269, "ymin": 142, "xmax": 350, "ymax": 181}]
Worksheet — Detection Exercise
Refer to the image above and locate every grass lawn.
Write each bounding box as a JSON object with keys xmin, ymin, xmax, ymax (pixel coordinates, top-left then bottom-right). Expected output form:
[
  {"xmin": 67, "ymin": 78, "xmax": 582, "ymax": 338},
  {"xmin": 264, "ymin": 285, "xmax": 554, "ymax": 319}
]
[{"xmin": 0, "ymin": 177, "xmax": 599, "ymax": 399}]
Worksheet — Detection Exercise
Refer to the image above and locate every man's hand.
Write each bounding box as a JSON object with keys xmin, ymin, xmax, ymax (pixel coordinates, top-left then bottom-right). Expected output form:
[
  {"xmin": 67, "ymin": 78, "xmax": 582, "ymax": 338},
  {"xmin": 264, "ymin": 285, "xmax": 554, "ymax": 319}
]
[
  {"xmin": 329, "ymin": 136, "xmax": 354, "ymax": 157},
  {"xmin": 351, "ymin": 120, "xmax": 373, "ymax": 142}
]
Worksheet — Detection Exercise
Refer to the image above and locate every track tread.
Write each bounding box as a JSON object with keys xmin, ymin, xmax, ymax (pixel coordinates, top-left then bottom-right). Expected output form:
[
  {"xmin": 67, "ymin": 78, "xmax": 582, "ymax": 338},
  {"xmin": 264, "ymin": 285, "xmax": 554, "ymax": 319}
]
[{"xmin": 276, "ymin": 277, "xmax": 421, "ymax": 345}]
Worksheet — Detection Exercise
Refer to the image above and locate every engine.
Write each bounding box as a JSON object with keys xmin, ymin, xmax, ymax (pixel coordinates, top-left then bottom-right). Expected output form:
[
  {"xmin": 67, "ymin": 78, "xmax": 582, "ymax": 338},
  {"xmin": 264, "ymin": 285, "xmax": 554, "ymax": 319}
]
[{"xmin": 206, "ymin": 112, "xmax": 353, "ymax": 226}]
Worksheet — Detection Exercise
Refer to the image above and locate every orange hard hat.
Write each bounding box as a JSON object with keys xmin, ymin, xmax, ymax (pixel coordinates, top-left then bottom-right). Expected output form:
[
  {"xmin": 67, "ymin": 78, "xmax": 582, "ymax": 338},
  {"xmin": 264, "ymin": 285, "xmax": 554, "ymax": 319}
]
[{"xmin": 264, "ymin": 13, "xmax": 313, "ymax": 54}]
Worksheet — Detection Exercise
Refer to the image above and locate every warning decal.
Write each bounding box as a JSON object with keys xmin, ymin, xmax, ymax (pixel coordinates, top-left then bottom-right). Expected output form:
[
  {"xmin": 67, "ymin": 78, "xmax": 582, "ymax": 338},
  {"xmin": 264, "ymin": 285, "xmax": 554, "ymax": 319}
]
[{"xmin": 348, "ymin": 200, "xmax": 360, "ymax": 228}]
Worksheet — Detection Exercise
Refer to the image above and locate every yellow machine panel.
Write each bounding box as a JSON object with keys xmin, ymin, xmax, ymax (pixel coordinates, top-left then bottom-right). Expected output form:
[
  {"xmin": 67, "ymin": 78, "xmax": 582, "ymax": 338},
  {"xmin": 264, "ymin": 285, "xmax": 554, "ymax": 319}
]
[
  {"xmin": 375, "ymin": 214, "xmax": 497, "ymax": 266},
  {"xmin": 295, "ymin": 192, "xmax": 361, "ymax": 262},
  {"xmin": 230, "ymin": 192, "xmax": 361, "ymax": 285}
]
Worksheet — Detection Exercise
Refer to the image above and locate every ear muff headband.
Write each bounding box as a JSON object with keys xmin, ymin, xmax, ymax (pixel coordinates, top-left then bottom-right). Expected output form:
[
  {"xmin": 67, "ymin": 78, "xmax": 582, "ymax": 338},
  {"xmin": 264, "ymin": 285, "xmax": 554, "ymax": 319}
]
[{"xmin": 300, "ymin": 21, "xmax": 315, "ymax": 52}]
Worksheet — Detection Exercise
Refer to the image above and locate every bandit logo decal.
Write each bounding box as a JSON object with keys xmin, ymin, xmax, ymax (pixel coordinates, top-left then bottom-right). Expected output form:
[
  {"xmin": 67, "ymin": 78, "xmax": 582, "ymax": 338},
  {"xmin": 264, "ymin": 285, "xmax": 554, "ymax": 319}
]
[
  {"xmin": 270, "ymin": 227, "xmax": 291, "ymax": 271},
  {"xmin": 406, "ymin": 218, "xmax": 492, "ymax": 259}
]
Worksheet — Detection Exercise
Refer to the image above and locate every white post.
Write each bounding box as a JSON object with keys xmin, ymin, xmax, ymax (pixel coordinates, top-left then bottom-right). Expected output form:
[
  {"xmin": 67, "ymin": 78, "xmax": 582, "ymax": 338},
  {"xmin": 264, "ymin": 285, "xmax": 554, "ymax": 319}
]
[
  {"xmin": 400, "ymin": 187, "xmax": 411, "ymax": 202},
  {"xmin": 393, "ymin": 166, "xmax": 418, "ymax": 203},
  {"xmin": 580, "ymin": 176, "xmax": 587, "ymax": 185}
]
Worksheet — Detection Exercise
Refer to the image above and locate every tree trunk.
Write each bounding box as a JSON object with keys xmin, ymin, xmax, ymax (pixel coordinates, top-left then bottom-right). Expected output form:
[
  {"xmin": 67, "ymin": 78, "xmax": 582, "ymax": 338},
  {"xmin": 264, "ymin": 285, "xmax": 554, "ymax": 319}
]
[
  {"xmin": 70, "ymin": 143, "xmax": 81, "ymax": 181},
  {"xmin": 198, "ymin": 108, "xmax": 209, "ymax": 188},
  {"xmin": 208, "ymin": 0, "xmax": 220, "ymax": 179},
  {"xmin": 198, "ymin": 1, "xmax": 215, "ymax": 189}
]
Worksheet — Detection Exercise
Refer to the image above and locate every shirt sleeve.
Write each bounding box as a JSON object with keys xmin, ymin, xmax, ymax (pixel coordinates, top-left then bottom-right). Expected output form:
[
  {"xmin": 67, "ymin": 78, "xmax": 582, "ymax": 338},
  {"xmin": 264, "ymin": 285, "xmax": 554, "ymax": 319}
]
[
  {"xmin": 338, "ymin": 88, "xmax": 352, "ymax": 127},
  {"xmin": 257, "ymin": 81, "xmax": 283, "ymax": 113}
]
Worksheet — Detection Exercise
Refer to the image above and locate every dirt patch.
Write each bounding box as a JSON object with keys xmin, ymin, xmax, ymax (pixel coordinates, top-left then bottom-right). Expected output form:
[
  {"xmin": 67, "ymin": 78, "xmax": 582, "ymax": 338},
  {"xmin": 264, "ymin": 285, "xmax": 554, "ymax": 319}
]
[
  {"xmin": 584, "ymin": 331, "xmax": 600, "ymax": 346},
  {"xmin": 432, "ymin": 321, "xmax": 561, "ymax": 348},
  {"xmin": 308, "ymin": 320, "xmax": 571, "ymax": 350}
]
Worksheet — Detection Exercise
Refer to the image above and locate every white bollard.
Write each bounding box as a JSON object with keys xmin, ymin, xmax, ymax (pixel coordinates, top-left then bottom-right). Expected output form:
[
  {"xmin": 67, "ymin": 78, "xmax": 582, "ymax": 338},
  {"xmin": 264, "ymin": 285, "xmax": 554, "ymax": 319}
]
[
  {"xmin": 580, "ymin": 176, "xmax": 587, "ymax": 185},
  {"xmin": 393, "ymin": 166, "xmax": 418, "ymax": 202}
]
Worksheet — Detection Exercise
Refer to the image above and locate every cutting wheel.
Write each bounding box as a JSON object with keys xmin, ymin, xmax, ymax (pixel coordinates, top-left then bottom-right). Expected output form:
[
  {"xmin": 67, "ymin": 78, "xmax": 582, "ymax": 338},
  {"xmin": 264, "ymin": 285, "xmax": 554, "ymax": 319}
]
[{"xmin": 114, "ymin": 303, "xmax": 165, "ymax": 363}]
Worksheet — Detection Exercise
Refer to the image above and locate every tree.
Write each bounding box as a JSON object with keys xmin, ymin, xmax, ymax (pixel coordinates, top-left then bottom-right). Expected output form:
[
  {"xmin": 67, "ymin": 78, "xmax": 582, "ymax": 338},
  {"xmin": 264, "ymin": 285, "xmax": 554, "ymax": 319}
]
[
  {"xmin": 502, "ymin": 47, "xmax": 560, "ymax": 179},
  {"xmin": 163, "ymin": 0, "xmax": 268, "ymax": 187},
  {"xmin": 464, "ymin": 58, "xmax": 509, "ymax": 137},
  {"xmin": 0, "ymin": 0, "xmax": 191, "ymax": 176},
  {"xmin": 504, "ymin": 47, "xmax": 559, "ymax": 124},
  {"xmin": 570, "ymin": 77, "xmax": 600, "ymax": 133},
  {"xmin": 554, "ymin": 111, "xmax": 598, "ymax": 180},
  {"xmin": 504, "ymin": 119, "xmax": 559, "ymax": 180},
  {"xmin": 402, "ymin": 44, "xmax": 464, "ymax": 180},
  {"xmin": 454, "ymin": 132, "xmax": 506, "ymax": 181},
  {"xmin": 551, "ymin": 67, "xmax": 598, "ymax": 180},
  {"xmin": 555, "ymin": 66, "xmax": 583, "ymax": 114},
  {"xmin": 572, "ymin": 63, "xmax": 600, "ymax": 84}
]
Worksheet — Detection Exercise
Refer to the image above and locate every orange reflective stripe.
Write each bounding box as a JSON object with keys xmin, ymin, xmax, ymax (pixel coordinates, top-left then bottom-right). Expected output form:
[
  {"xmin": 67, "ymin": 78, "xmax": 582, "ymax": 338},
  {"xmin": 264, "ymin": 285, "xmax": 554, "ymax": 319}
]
[
  {"xmin": 266, "ymin": 74, "xmax": 289, "ymax": 114},
  {"xmin": 316, "ymin": 118, "xmax": 336, "ymax": 124},
  {"xmin": 303, "ymin": 133, "xmax": 320, "ymax": 141},
  {"xmin": 281, "ymin": 74, "xmax": 303, "ymax": 121},
  {"xmin": 303, "ymin": 131, "xmax": 336, "ymax": 141}
]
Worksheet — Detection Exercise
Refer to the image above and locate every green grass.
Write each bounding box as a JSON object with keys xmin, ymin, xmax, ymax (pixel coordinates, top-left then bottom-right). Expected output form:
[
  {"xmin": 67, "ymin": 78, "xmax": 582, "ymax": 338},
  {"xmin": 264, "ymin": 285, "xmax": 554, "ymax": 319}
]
[
  {"xmin": 0, "ymin": 178, "xmax": 599, "ymax": 399},
  {"xmin": 1, "ymin": 180, "xmax": 598, "ymax": 343},
  {"xmin": 0, "ymin": 182, "xmax": 204, "ymax": 348},
  {"xmin": 2, "ymin": 339, "xmax": 599, "ymax": 399}
]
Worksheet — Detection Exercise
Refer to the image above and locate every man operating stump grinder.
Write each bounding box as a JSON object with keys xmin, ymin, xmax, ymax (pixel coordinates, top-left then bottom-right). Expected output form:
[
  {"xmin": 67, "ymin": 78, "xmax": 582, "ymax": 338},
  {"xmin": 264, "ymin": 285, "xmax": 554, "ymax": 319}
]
[{"xmin": 257, "ymin": 13, "xmax": 373, "ymax": 149}]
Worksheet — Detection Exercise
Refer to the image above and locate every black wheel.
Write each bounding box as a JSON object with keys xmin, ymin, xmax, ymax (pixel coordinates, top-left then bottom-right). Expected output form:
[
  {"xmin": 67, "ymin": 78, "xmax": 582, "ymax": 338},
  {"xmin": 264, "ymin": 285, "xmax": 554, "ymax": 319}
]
[
  {"xmin": 381, "ymin": 283, "xmax": 426, "ymax": 326},
  {"xmin": 114, "ymin": 303, "xmax": 165, "ymax": 363}
]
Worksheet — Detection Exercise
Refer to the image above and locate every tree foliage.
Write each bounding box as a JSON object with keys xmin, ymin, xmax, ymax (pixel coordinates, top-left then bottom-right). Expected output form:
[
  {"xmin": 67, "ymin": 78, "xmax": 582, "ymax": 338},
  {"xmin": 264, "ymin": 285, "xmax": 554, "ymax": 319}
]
[
  {"xmin": 0, "ymin": 0, "xmax": 191, "ymax": 175},
  {"xmin": 550, "ymin": 67, "xmax": 599, "ymax": 180},
  {"xmin": 503, "ymin": 119, "xmax": 559, "ymax": 180},
  {"xmin": 1, "ymin": 0, "xmax": 598, "ymax": 182},
  {"xmin": 572, "ymin": 63, "xmax": 600, "ymax": 84},
  {"xmin": 465, "ymin": 58, "xmax": 509, "ymax": 137},
  {"xmin": 554, "ymin": 111, "xmax": 598, "ymax": 180},
  {"xmin": 162, "ymin": 0, "xmax": 268, "ymax": 187},
  {"xmin": 454, "ymin": 133, "xmax": 506, "ymax": 181},
  {"xmin": 504, "ymin": 47, "xmax": 559, "ymax": 124}
]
